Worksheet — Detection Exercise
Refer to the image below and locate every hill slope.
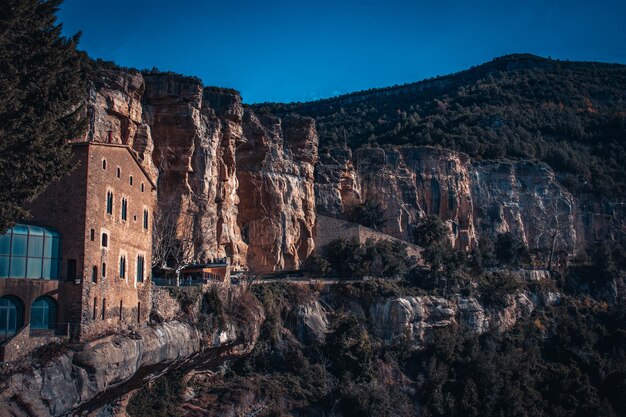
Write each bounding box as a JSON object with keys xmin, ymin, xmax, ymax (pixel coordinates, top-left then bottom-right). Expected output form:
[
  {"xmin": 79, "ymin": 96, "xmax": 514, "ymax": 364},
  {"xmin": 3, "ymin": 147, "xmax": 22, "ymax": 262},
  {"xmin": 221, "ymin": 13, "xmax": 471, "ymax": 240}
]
[{"xmin": 254, "ymin": 54, "xmax": 626, "ymax": 196}]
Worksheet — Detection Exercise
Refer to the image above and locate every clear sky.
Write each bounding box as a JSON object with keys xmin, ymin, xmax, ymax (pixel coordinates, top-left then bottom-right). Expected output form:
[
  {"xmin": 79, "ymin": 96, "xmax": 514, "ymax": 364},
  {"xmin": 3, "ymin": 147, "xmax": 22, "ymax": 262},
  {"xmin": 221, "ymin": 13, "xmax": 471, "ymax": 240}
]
[{"xmin": 57, "ymin": 0, "xmax": 626, "ymax": 104}]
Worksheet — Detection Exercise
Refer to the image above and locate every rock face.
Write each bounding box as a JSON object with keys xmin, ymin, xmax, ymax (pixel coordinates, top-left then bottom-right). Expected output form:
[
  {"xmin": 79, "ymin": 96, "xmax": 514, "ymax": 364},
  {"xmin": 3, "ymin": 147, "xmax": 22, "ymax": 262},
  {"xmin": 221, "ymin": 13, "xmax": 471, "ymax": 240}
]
[
  {"xmin": 85, "ymin": 68, "xmax": 319, "ymax": 273},
  {"xmin": 143, "ymin": 75, "xmax": 247, "ymax": 267},
  {"xmin": 368, "ymin": 293, "xmax": 536, "ymax": 346},
  {"xmin": 0, "ymin": 286, "xmax": 263, "ymax": 417},
  {"xmin": 238, "ymin": 112, "xmax": 318, "ymax": 273},
  {"xmin": 315, "ymin": 145, "xmax": 623, "ymax": 252},
  {"xmin": 470, "ymin": 160, "xmax": 577, "ymax": 250},
  {"xmin": 84, "ymin": 67, "xmax": 158, "ymax": 179}
]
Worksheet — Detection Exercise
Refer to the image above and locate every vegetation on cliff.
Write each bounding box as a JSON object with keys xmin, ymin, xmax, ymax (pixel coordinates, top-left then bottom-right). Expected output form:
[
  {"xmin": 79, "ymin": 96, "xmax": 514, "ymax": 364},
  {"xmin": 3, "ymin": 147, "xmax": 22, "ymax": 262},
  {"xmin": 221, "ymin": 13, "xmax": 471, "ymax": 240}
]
[
  {"xmin": 0, "ymin": 0, "xmax": 88, "ymax": 232},
  {"xmin": 256, "ymin": 54, "xmax": 626, "ymax": 197}
]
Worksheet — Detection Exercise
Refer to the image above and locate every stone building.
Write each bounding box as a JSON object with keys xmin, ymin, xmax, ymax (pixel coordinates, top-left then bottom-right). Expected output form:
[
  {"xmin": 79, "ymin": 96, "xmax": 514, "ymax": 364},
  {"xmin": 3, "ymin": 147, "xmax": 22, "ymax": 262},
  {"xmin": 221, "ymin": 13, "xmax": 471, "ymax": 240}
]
[{"xmin": 0, "ymin": 142, "xmax": 156, "ymax": 360}]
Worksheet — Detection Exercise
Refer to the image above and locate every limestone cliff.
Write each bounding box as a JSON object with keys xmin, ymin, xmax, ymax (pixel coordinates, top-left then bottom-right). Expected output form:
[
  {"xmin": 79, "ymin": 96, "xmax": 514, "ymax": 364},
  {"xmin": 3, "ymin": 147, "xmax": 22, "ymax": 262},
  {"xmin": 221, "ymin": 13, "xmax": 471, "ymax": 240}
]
[
  {"xmin": 84, "ymin": 68, "xmax": 319, "ymax": 273},
  {"xmin": 143, "ymin": 74, "xmax": 247, "ymax": 267},
  {"xmin": 83, "ymin": 67, "xmax": 157, "ymax": 179},
  {"xmin": 238, "ymin": 112, "xmax": 318, "ymax": 273},
  {"xmin": 315, "ymin": 145, "xmax": 624, "ymax": 252}
]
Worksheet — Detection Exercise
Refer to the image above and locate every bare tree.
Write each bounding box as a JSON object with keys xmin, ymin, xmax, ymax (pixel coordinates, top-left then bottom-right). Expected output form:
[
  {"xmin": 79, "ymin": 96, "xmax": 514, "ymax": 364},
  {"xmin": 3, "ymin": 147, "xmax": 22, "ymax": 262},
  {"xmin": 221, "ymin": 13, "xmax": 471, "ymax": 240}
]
[
  {"xmin": 535, "ymin": 197, "xmax": 574, "ymax": 270},
  {"xmin": 152, "ymin": 194, "xmax": 195, "ymax": 273}
]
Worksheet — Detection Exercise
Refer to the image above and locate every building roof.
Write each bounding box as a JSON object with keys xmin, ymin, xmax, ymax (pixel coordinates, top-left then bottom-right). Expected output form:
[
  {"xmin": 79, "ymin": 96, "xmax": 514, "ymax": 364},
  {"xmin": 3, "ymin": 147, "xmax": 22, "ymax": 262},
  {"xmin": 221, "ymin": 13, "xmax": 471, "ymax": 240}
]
[{"xmin": 70, "ymin": 141, "xmax": 157, "ymax": 190}]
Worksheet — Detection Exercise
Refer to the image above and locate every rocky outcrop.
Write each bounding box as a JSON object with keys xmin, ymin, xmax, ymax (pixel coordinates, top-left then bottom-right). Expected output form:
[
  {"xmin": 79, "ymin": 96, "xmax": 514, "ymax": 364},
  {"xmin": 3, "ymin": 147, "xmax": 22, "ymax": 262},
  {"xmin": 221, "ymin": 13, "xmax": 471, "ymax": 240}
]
[
  {"xmin": 368, "ymin": 293, "xmax": 536, "ymax": 346},
  {"xmin": 289, "ymin": 300, "xmax": 329, "ymax": 344},
  {"xmin": 84, "ymin": 67, "xmax": 158, "ymax": 179},
  {"xmin": 143, "ymin": 75, "xmax": 247, "ymax": 267},
  {"xmin": 237, "ymin": 112, "xmax": 318, "ymax": 273},
  {"xmin": 471, "ymin": 160, "xmax": 576, "ymax": 249},
  {"xmin": 0, "ymin": 286, "xmax": 263, "ymax": 417},
  {"xmin": 315, "ymin": 145, "xmax": 624, "ymax": 252},
  {"xmin": 317, "ymin": 146, "xmax": 476, "ymax": 249},
  {"xmin": 83, "ymin": 68, "xmax": 320, "ymax": 273}
]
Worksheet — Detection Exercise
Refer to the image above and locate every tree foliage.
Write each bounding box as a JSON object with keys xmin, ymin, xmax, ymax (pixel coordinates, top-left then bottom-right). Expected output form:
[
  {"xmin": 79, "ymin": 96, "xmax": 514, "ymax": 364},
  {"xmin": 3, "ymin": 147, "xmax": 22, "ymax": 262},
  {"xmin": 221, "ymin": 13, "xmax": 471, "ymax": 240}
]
[
  {"xmin": 345, "ymin": 200, "xmax": 387, "ymax": 231},
  {"xmin": 0, "ymin": 0, "xmax": 88, "ymax": 232}
]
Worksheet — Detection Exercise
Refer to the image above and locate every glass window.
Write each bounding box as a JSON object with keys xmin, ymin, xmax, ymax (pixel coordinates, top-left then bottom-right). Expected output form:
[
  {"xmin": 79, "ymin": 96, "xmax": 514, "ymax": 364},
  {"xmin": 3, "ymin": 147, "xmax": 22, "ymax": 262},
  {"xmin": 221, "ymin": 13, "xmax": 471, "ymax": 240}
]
[
  {"xmin": 27, "ymin": 258, "xmax": 42, "ymax": 278},
  {"xmin": 0, "ymin": 225, "xmax": 60, "ymax": 280},
  {"xmin": 106, "ymin": 191, "xmax": 113, "ymax": 215},
  {"xmin": 136, "ymin": 255, "xmax": 144, "ymax": 282},
  {"xmin": 0, "ymin": 296, "xmax": 23, "ymax": 337},
  {"xmin": 11, "ymin": 234, "xmax": 27, "ymax": 257},
  {"xmin": 102, "ymin": 233, "xmax": 108, "ymax": 247},
  {"xmin": 0, "ymin": 234, "xmax": 11, "ymax": 255},
  {"xmin": 120, "ymin": 256, "xmax": 126, "ymax": 279},
  {"xmin": 49, "ymin": 259, "xmax": 59, "ymax": 280},
  {"xmin": 121, "ymin": 199, "xmax": 128, "ymax": 221},
  {"xmin": 27, "ymin": 226, "xmax": 44, "ymax": 236},
  {"xmin": 10, "ymin": 257, "xmax": 26, "ymax": 278},
  {"xmin": 12, "ymin": 224, "xmax": 28, "ymax": 235},
  {"xmin": 0, "ymin": 256, "xmax": 9, "ymax": 277},
  {"xmin": 143, "ymin": 210, "xmax": 149, "ymax": 230},
  {"xmin": 49, "ymin": 237, "xmax": 59, "ymax": 258},
  {"xmin": 30, "ymin": 296, "xmax": 57, "ymax": 330},
  {"xmin": 28, "ymin": 235, "xmax": 43, "ymax": 257}
]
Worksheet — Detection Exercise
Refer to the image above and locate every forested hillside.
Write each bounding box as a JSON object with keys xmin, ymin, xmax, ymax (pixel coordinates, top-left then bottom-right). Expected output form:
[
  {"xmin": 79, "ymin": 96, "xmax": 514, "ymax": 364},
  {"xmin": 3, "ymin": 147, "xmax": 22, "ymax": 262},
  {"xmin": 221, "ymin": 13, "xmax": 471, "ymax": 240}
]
[{"xmin": 255, "ymin": 54, "xmax": 626, "ymax": 196}]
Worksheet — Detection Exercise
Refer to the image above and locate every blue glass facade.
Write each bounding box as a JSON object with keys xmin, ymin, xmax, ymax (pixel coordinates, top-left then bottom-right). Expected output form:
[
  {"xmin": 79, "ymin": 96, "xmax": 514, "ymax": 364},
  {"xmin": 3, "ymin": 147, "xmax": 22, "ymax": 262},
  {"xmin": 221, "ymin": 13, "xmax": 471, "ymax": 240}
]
[{"xmin": 0, "ymin": 224, "xmax": 60, "ymax": 279}]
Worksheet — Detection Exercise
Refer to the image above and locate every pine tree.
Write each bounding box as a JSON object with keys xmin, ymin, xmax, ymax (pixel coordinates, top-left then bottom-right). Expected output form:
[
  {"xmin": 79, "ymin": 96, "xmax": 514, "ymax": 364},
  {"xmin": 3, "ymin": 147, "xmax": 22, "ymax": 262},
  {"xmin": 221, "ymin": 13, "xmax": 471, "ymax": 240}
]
[{"xmin": 0, "ymin": 0, "xmax": 88, "ymax": 232}]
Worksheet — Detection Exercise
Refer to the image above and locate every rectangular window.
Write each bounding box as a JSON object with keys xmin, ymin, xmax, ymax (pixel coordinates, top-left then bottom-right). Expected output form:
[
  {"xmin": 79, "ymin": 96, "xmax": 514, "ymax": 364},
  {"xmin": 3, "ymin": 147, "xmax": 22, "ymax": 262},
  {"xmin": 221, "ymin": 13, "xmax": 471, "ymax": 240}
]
[
  {"xmin": 102, "ymin": 262, "xmax": 106, "ymax": 278},
  {"xmin": 143, "ymin": 209, "xmax": 149, "ymax": 230},
  {"xmin": 120, "ymin": 256, "xmax": 126, "ymax": 279},
  {"xmin": 90, "ymin": 229, "xmax": 95, "ymax": 241},
  {"xmin": 136, "ymin": 255, "xmax": 144, "ymax": 283},
  {"xmin": 66, "ymin": 259, "xmax": 77, "ymax": 281},
  {"xmin": 102, "ymin": 298, "xmax": 106, "ymax": 320},
  {"xmin": 121, "ymin": 199, "xmax": 128, "ymax": 221},
  {"xmin": 106, "ymin": 191, "xmax": 113, "ymax": 215}
]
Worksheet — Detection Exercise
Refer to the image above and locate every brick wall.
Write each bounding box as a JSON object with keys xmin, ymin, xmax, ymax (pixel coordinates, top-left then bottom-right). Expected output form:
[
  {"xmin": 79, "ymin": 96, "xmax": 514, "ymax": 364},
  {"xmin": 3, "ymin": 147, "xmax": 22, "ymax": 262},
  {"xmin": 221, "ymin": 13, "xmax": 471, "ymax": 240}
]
[{"xmin": 80, "ymin": 144, "xmax": 156, "ymax": 339}]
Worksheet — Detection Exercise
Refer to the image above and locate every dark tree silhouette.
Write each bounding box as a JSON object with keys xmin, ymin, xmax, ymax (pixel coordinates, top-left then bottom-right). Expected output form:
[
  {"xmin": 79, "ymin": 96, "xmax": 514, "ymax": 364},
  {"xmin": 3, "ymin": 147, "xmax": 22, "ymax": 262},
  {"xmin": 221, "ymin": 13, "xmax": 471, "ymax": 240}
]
[{"xmin": 0, "ymin": 0, "xmax": 88, "ymax": 232}]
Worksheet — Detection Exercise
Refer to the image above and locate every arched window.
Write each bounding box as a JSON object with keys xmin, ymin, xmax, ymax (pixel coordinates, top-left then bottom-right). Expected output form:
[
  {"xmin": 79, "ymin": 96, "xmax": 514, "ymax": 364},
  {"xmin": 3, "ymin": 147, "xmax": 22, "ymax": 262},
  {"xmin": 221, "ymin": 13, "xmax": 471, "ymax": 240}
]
[
  {"xmin": 116, "ymin": 167, "xmax": 121, "ymax": 178},
  {"xmin": 101, "ymin": 233, "xmax": 108, "ymax": 247},
  {"xmin": 0, "ymin": 295, "xmax": 24, "ymax": 338},
  {"xmin": 93, "ymin": 297, "xmax": 97, "ymax": 320},
  {"xmin": 102, "ymin": 159, "xmax": 107, "ymax": 170},
  {"xmin": 30, "ymin": 296, "xmax": 57, "ymax": 330}
]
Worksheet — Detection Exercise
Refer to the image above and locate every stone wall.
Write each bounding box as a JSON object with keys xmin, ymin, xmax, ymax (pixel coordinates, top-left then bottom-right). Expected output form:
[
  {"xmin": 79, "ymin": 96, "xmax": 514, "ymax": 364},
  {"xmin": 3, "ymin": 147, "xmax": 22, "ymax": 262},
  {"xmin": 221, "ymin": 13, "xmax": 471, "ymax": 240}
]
[{"xmin": 315, "ymin": 215, "xmax": 422, "ymax": 260}]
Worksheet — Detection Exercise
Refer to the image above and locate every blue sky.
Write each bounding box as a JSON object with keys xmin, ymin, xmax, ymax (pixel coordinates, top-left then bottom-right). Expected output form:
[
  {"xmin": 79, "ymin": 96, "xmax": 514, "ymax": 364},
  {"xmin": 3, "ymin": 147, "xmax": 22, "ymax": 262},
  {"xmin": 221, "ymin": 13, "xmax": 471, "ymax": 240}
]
[{"xmin": 57, "ymin": 0, "xmax": 626, "ymax": 103}]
